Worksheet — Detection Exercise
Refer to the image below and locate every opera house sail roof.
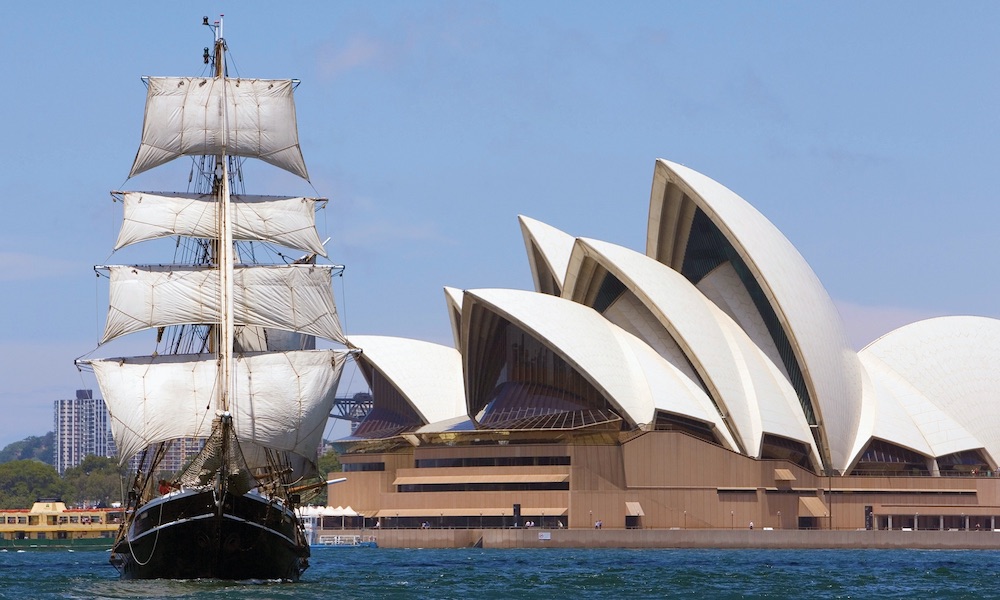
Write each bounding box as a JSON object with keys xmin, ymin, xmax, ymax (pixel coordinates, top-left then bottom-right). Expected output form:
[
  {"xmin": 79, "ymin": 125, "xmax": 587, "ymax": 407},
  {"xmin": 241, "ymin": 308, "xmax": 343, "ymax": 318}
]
[{"xmin": 343, "ymin": 157, "xmax": 1000, "ymax": 482}]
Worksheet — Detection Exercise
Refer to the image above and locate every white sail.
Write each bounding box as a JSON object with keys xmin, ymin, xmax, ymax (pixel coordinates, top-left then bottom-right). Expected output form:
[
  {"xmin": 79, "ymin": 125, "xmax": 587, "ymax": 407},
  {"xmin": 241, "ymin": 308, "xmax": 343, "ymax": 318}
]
[
  {"xmin": 115, "ymin": 192, "xmax": 327, "ymax": 256},
  {"xmin": 235, "ymin": 326, "xmax": 316, "ymax": 352},
  {"xmin": 92, "ymin": 350, "xmax": 347, "ymax": 463},
  {"xmin": 101, "ymin": 264, "xmax": 346, "ymax": 344},
  {"xmin": 130, "ymin": 77, "xmax": 309, "ymax": 180}
]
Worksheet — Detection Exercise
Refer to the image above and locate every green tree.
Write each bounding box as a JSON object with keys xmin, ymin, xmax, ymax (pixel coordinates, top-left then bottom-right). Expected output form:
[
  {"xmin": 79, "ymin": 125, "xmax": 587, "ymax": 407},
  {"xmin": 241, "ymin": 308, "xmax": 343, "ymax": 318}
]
[
  {"xmin": 62, "ymin": 455, "xmax": 124, "ymax": 507},
  {"xmin": 297, "ymin": 449, "xmax": 343, "ymax": 505},
  {"xmin": 0, "ymin": 460, "xmax": 67, "ymax": 508},
  {"xmin": 0, "ymin": 432, "xmax": 55, "ymax": 465},
  {"xmin": 317, "ymin": 449, "xmax": 342, "ymax": 476}
]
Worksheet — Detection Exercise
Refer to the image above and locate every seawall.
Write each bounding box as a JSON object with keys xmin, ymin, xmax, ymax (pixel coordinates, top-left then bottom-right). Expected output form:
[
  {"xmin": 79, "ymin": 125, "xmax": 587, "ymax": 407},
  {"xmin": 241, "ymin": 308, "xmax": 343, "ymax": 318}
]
[{"xmin": 331, "ymin": 528, "xmax": 1000, "ymax": 550}]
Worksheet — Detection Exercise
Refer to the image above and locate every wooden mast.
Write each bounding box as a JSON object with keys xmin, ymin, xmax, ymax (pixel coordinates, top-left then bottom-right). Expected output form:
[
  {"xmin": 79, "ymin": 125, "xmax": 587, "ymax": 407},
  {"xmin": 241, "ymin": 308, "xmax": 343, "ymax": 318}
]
[{"xmin": 212, "ymin": 16, "xmax": 234, "ymax": 414}]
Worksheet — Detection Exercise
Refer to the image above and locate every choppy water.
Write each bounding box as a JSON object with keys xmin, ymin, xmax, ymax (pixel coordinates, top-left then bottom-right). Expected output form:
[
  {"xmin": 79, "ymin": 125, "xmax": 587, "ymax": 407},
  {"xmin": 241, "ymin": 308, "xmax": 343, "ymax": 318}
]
[{"xmin": 2, "ymin": 547, "xmax": 1000, "ymax": 599}]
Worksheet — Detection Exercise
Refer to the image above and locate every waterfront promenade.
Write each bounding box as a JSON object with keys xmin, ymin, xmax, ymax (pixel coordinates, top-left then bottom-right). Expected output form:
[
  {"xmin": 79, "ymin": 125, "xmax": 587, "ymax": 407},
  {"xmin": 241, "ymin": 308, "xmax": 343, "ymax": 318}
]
[{"xmin": 326, "ymin": 527, "xmax": 1000, "ymax": 550}]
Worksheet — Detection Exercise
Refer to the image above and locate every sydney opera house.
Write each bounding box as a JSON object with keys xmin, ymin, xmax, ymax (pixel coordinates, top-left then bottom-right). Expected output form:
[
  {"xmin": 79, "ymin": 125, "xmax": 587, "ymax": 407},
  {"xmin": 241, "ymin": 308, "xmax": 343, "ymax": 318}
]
[{"xmin": 331, "ymin": 159, "xmax": 1000, "ymax": 533}]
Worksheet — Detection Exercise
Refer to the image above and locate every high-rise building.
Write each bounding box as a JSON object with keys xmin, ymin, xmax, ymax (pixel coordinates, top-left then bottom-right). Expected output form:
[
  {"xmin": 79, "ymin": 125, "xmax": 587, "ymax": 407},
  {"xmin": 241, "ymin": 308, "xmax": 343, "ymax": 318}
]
[{"xmin": 54, "ymin": 390, "xmax": 114, "ymax": 474}]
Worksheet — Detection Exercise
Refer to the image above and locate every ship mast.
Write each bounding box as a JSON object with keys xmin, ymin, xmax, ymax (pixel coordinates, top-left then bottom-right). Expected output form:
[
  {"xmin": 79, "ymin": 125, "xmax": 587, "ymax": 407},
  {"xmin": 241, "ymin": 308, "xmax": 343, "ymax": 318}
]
[
  {"xmin": 208, "ymin": 15, "xmax": 235, "ymax": 413},
  {"xmin": 82, "ymin": 15, "xmax": 350, "ymax": 514}
]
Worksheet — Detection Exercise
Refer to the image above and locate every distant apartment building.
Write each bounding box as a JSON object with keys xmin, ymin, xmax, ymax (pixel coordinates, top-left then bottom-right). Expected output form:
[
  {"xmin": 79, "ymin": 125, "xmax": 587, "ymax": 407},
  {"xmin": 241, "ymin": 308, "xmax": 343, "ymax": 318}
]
[
  {"xmin": 138, "ymin": 437, "xmax": 206, "ymax": 475},
  {"xmin": 53, "ymin": 390, "xmax": 115, "ymax": 474}
]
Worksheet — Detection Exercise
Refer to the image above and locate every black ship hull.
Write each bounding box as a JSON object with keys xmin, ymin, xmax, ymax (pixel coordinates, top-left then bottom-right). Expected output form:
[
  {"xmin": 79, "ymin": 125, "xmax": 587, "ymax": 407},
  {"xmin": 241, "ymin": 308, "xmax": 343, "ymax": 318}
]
[{"xmin": 110, "ymin": 489, "xmax": 309, "ymax": 580}]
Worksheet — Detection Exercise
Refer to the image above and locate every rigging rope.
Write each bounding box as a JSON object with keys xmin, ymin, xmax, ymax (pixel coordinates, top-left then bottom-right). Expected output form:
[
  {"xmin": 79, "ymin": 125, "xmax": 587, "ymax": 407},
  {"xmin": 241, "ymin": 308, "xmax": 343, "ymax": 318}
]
[{"xmin": 124, "ymin": 497, "xmax": 166, "ymax": 567}]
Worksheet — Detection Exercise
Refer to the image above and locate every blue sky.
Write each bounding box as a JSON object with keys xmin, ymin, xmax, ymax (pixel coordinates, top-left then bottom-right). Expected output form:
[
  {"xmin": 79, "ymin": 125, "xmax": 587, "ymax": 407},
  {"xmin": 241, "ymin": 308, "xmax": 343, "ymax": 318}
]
[{"xmin": 1, "ymin": 1, "xmax": 998, "ymax": 448}]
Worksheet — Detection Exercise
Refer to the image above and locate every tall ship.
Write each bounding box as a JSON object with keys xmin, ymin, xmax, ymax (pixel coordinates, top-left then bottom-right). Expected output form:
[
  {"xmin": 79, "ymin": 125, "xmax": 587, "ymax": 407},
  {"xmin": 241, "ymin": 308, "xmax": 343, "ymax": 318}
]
[{"xmin": 77, "ymin": 16, "xmax": 349, "ymax": 580}]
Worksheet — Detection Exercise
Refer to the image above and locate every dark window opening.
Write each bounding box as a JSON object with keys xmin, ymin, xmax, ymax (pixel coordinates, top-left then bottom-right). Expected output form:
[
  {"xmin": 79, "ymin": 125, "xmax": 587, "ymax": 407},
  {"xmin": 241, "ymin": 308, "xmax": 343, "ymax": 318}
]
[
  {"xmin": 760, "ymin": 434, "xmax": 815, "ymax": 471},
  {"xmin": 937, "ymin": 449, "xmax": 989, "ymax": 475},
  {"xmin": 416, "ymin": 456, "xmax": 570, "ymax": 468},
  {"xmin": 398, "ymin": 482, "xmax": 569, "ymax": 493},
  {"xmin": 352, "ymin": 367, "xmax": 424, "ymax": 439},
  {"xmin": 471, "ymin": 317, "xmax": 623, "ymax": 431},
  {"xmin": 654, "ymin": 411, "xmax": 719, "ymax": 445},
  {"xmin": 343, "ymin": 462, "xmax": 386, "ymax": 472},
  {"xmin": 593, "ymin": 272, "xmax": 627, "ymax": 314},
  {"xmin": 852, "ymin": 439, "xmax": 929, "ymax": 476}
]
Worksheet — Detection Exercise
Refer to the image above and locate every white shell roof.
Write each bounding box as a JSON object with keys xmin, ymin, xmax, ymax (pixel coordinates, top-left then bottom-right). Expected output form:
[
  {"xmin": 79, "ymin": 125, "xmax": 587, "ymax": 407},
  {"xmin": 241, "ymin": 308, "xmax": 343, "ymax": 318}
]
[
  {"xmin": 613, "ymin": 324, "xmax": 738, "ymax": 450},
  {"xmin": 346, "ymin": 159, "xmax": 1000, "ymax": 480},
  {"xmin": 853, "ymin": 355, "xmax": 934, "ymax": 465},
  {"xmin": 347, "ymin": 335, "xmax": 466, "ymax": 425},
  {"xmin": 415, "ymin": 415, "xmax": 478, "ymax": 434},
  {"xmin": 855, "ymin": 316, "xmax": 1000, "ymax": 466},
  {"xmin": 463, "ymin": 288, "xmax": 733, "ymax": 444},
  {"xmin": 851, "ymin": 359, "xmax": 945, "ymax": 459},
  {"xmin": 646, "ymin": 159, "xmax": 863, "ymax": 472},
  {"xmin": 564, "ymin": 237, "xmax": 819, "ymax": 463},
  {"xmin": 518, "ymin": 215, "xmax": 576, "ymax": 295},
  {"xmin": 443, "ymin": 286, "xmax": 465, "ymax": 352},
  {"xmin": 717, "ymin": 306, "xmax": 823, "ymax": 468},
  {"xmin": 694, "ymin": 261, "xmax": 790, "ymax": 382}
]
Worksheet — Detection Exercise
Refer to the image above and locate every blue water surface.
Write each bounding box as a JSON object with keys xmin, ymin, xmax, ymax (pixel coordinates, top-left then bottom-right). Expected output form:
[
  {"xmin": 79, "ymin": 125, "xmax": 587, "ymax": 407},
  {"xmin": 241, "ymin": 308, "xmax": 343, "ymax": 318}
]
[{"xmin": 1, "ymin": 547, "xmax": 999, "ymax": 599}]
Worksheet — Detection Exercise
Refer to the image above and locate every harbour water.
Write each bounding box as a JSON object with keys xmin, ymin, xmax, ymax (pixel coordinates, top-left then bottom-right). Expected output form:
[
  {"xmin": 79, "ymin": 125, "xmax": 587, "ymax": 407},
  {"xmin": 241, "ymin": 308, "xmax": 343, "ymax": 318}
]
[{"xmin": 2, "ymin": 547, "xmax": 999, "ymax": 599}]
